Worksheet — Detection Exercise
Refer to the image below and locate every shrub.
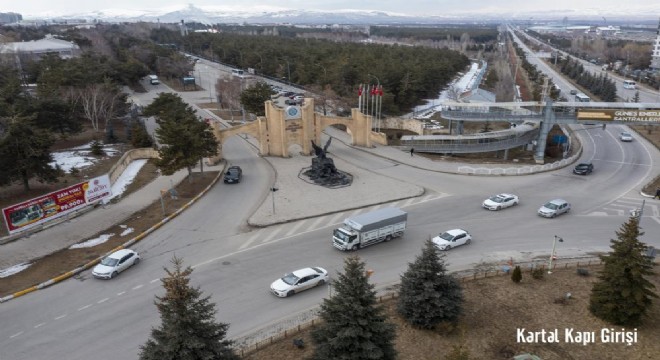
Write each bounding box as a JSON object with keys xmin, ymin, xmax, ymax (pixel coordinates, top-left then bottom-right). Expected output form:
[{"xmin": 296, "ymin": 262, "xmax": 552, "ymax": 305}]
[
  {"xmin": 90, "ymin": 140, "xmax": 105, "ymax": 156},
  {"xmin": 531, "ymin": 267, "xmax": 544, "ymax": 279},
  {"xmin": 511, "ymin": 265, "xmax": 522, "ymax": 283},
  {"xmin": 576, "ymin": 268, "xmax": 590, "ymax": 277}
]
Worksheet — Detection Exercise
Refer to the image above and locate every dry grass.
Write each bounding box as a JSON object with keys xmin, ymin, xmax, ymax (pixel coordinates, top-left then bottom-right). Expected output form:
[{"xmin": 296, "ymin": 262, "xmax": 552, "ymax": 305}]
[{"xmin": 242, "ymin": 265, "xmax": 660, "ymax": 360}]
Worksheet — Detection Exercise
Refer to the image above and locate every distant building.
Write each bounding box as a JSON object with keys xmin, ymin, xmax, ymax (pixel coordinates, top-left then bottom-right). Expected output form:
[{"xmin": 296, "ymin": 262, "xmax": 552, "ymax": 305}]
[
  {"xmin": 0, "ymin": 12, "xmax": 22, "ymax": 24},
  {"xmin": 651, "ymin": 19, "xmax": 660, "ymax": 70},
  {"xmin": 0, "ymin": 34, "xmax": 80, "ymax": 61}
]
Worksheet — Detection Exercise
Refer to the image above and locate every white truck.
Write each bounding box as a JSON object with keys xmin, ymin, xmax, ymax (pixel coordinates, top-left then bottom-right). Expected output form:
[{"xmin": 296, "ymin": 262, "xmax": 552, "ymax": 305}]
[
  {"xmin": 332, "ymin": 207, "xmax": 407, "ymax": 251},
  {"xmin": 148, "ymin": 75, "xmax": 160, "ymax": 85}
]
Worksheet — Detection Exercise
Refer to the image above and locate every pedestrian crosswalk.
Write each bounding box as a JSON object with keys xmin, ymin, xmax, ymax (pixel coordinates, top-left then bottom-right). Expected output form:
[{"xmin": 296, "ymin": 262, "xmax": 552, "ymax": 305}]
[
  {"xmin": 585, "ymin": 197, "xmax": 660, "ymax": 224},
  {"xmin": 239, "ymin": 192, "xmax": 449, "ymax": 249}
]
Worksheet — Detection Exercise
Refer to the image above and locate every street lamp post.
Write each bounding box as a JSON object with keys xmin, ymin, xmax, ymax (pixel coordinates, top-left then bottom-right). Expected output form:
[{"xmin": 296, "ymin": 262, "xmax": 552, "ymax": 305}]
[{"xmin": 548, "ymin": 235, "xmax": 563, "ymax": 274}]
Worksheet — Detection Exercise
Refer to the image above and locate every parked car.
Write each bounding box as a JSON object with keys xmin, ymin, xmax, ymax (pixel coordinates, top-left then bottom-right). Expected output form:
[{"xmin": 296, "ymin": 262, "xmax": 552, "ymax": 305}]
[
  {"xmin": 92, "ymin": 249, "xmax": 140, "ymax": 279},
  {"xmin": 270, "ymin": 267, "xmax": 329, "ymax": 297},
  {"xmin": 537, "ymin": 199, "xmax": 571, "ymax": 218},
  {"xmin": 432, "ymin": 229, "xmax": 472, "ymax": 250},
  {"xmin": 620, "ymin": 132, "xmax": 633, "ymax": 142},
  {"xmin": 482, "ymin": 193, "xmax": 519, "ymax": 211},
  {"xmin": 224, "ymin": 166, "xmax": 242, "ymax": 184},
  {"xmin": 573, "ymin": 163, "xmax": 593, "ymax": 175}
]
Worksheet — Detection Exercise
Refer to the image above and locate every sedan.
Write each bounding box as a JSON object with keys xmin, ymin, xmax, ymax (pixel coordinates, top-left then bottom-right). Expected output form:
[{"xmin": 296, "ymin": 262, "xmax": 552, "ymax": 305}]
[
  {"xmin": 620, "ymin": 132, "xmax": 633, "ymax": 142},
  {"xmin": 573, "ymin": 163, "xmax": 593, "ymax": 175},
  {"xmin": 432, "ymin": 229, "xmax": 472, "ymax": 251},
  {"xmin": 270, "ymin": 267, "xmax": 329, "ymax": 297},
  {"xmin": 482, "ymin": 193, "xmax": 519, "ymax": 210},
  {"xmin": 537, "ymin": 199, "xmax": 571, "ymax": 218},
  {"xmin": 92, "ymin": 249, "xmax": 140, "ymax": 279}
]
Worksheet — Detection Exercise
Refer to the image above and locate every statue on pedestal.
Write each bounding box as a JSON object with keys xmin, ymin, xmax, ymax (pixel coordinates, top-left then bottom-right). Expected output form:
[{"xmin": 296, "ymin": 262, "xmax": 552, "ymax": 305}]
[{"xmin": 301, "ymin": 138, "xmax": 352, "ymax": 188}]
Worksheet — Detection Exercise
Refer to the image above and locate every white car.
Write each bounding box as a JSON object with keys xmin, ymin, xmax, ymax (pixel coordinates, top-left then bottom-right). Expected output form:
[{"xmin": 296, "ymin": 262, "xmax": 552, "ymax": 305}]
[
  {"xmin": 270, "ymin": 267, "xmax": 329, "ymax": 297},
  {"xmin": 482, "ymin": 193, "xmax": 519, "ymax": 211},
  {"xmin": 432, "ymin": 229, "xmax": 472, "ymax": 251},
  {"xmin": 92, "ymin": 249, "xmax": 140, "ymax": 279},
  {"xmin": 537, "ymin": 199, "xmax": 571, "ymax": 218},
  {"xmin": 620, "ymin": 132, "xmax": 633, "ymax": 142}
]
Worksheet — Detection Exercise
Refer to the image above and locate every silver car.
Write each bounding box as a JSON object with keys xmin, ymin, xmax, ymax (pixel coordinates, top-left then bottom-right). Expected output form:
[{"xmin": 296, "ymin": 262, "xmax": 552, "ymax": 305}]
[{"xmin": 537, "ymin": 199, "xmax": 571, "ymax": 218}]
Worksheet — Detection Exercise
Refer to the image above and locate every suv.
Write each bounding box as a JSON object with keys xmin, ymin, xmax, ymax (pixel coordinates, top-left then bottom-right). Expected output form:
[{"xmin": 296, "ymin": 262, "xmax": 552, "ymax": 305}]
[
  {"xmin": 537, "ymin": 199, "xmax": 571, "ymax": 218},
  {"xmin": 573, "ymin": 163, "xmax": 593, "ymax": 175},
  {"xmin": 224, "ymin": 166, "xmax": 242, "ymax": 184}
]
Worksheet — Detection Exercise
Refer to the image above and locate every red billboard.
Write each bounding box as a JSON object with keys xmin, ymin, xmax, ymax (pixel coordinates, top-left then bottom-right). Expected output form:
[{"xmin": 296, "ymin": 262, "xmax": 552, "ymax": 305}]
[{"xmin": 2, "ymin": 175, "xmax": 112, "ymax": 234}]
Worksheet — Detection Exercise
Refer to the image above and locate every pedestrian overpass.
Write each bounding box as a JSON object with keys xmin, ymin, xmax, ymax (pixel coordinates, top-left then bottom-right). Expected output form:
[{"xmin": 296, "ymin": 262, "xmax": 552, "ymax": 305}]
[{"xmin": 400, "ymin": 100, "xmax": 660, "ymax": 163}]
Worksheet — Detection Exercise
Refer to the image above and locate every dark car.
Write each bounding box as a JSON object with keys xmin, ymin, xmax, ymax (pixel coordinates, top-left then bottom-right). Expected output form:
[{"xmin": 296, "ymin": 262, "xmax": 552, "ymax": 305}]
[
  {"xmin": 224, "ymin": 166, "xmax": 242, "ymax": 184},
  {"xmin": 573, "ymin": 163, "xmax": 593, "ymax": 175}
]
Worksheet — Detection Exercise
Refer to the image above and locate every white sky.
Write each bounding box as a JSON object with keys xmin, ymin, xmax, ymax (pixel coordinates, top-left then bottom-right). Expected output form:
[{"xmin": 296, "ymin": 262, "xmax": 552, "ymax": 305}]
[{"xmin": 8, "ymin": 1, "xmax": 660, "ymax": 18}]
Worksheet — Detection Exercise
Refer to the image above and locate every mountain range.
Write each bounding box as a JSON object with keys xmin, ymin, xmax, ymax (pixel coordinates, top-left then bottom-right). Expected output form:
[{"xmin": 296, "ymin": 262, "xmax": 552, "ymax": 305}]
[{"xmin": 24, "ymin": 4, "xmax": 660, "ymax": 25}]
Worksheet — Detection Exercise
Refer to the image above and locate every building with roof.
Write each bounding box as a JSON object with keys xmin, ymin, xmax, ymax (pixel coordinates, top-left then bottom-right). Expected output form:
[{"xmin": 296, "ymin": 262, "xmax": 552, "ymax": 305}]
[
  {"xmin": 0, "ymin": 35, "xmax": 80, "ymax": 61},
  {"xmin": 651, "ymin": 19, "xmax": 660, "ymax": 70}
]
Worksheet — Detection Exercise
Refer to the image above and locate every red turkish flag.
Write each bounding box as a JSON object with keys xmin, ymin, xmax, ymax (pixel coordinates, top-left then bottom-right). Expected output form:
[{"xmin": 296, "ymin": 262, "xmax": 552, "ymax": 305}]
[
  {"xmin": 370, "ymin": 85, "xmax": 377, "ymax": 96},
  {"xmin": 378, "ymin": 85, "xmax": 384, "ymax": 96},
  {"xmin": 358, "ymin": 85, "xmax": 363, "ymax": 96}
]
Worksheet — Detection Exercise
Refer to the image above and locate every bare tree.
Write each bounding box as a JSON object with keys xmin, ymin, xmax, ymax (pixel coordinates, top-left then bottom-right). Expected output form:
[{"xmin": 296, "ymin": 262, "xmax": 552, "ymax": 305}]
[{"xmin": 78, "ymin": 82, "xmax": 125, "ymax": 133}]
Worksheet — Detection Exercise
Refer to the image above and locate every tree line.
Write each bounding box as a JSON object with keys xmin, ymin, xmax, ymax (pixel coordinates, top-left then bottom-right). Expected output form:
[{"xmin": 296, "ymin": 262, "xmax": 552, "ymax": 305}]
[{"xmin": 558, "ymin": 56, "xmax": 618, "ymax": 101}]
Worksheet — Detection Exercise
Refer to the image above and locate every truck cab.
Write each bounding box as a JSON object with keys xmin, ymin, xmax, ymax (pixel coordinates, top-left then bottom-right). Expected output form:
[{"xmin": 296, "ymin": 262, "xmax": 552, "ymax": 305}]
[{"xmin": 333, "ymin": 227, "xmax": 358, "ymax": 250}]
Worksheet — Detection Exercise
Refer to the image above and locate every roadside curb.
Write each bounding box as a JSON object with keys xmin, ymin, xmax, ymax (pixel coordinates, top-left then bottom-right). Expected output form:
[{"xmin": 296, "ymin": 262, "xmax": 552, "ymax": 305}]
[{"xmin": 0, "ymin": 165, "xmax": 226, "ymax": 303}]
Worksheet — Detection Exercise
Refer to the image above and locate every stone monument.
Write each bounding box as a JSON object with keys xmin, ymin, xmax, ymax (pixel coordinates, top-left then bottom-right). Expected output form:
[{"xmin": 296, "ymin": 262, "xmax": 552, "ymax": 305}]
[{"xmin": 301, "ymin": 138, "xmax": 352, "ymax": 188}]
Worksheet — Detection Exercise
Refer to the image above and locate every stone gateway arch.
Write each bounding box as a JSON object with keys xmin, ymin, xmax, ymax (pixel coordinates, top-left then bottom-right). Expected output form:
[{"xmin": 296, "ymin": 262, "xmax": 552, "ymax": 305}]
[{"xmin": 208, "ymin": 98, "xmax": 373, "ymax": 163}]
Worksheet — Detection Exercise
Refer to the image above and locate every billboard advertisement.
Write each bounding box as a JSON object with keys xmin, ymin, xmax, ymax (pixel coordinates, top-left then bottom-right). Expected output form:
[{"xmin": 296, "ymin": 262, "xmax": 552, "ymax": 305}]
[
  {"xmin": 578, "ymin": 109, "xmax": 660, "ymax": 123},
  {"xmin": 2, "ymin": 175, "xmax": 112, "ymax": 235}
]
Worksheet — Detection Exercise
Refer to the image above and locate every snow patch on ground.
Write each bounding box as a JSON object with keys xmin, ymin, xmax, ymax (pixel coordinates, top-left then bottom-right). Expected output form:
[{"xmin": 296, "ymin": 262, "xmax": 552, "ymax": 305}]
[
  {"xmin": 105, "ymin": 159, "xmax": 149, "ymax": 202},
  {"xmin": 69, "ymin": 233, "xmax": 115, "ymax": 249},
  {"xmin": 120, "ymin": 227, "xmax": 134, "ymax": 237},
  {"xmin": 0, "ymin": 262, "xmax": 32, "ymax": 278},
  {"xmin": 49, "ymin": 145, "xmax": 120, "ymax": 172}
]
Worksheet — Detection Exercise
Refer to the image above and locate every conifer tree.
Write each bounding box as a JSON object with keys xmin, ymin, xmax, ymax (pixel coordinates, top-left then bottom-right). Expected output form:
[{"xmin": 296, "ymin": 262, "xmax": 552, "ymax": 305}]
[
  {"xmin": 398, "ymin": 239, "xmax": 464, "ymax": 328},
  {"xmin": 139, "ymin": 256, "xmax": 238, "ymax": 360},
  {"xmin": 589, "ymin": 217, "xmax": 657, "ymax": 325},
  {"xmin": 511, "ymin": 265, "xmax": 522, "ymax": 283},
  {"xmin": 312, "ymin": 255, "xmax": 397, "ymax": 360}
]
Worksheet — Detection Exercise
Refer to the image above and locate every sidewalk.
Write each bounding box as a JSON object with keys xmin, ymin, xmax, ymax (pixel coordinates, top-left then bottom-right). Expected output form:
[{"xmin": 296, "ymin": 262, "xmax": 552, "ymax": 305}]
[{"xmin": 0, "ymin": 168, "xmax": 193, "ymax": 269}]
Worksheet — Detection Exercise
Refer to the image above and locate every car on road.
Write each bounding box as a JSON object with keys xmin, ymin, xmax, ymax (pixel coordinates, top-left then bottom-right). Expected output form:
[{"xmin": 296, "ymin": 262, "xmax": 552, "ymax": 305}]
[
  {"xmin": 432, "ymin": 229, "xmax": 472, "ymax": 251},
  {"xmin": 270, "ymin": 267, "xmax": 329, "ymax": 297},
  {"xmin": 92, "ymin": 249, "xmax": 140, "ymax": 279},
  {"xmin": 620, "ymin": 132, "xmax": 633, "ymax": 142},
  {"xmin": 224, "ymin": 166, "xmax": 242, "ymax": 184},
  {"xmin": 569, "ymin": 89, "xmax": 578, "ymax": 95},
  {"xmin": 537, "ymin": 199, "xmax": 571, "ymax": 218},
  {"xmin": 482, "ymin": 193, "xmax": 519, "ymax": 210},
  {"xmin": 573, "ymin": 162, "xmax": 593, "ymax": 175}
]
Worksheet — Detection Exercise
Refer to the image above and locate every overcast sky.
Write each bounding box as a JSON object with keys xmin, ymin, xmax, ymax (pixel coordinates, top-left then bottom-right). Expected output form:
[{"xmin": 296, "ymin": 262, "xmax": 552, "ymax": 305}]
[{"xmin": 9, "ymin": 1, "xmax": 660, "ymax": 17}]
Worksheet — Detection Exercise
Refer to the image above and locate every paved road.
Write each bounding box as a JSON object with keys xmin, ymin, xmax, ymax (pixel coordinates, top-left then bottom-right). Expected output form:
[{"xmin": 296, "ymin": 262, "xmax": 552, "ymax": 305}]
[
  {"xmin": 3, "ymin": 55, "xmax": 660, "ymax": 359},
  {"xmin": 2, "ymin": 106, "xmax": 659, "ymax": 359}
]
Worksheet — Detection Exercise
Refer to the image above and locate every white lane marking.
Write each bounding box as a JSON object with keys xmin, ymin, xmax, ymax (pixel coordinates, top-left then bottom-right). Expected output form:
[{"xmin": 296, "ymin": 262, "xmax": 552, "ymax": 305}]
[
  {"xmin": 348, "ymin": 209, "xmax": 362, "ymax": 217},
  {"xmin": 328, "ymin": 212, "xmax": 345, "ymax": 225},
  {"xmin": 261, "ymin": 227, "xmax": 284, "ymax": 244},
  {"xmin": 77, "ymin": 304, "xmax": 91, "ymax": 311},
  {"xmin": 402, "ymin": 197, "xmax": 417, "ymax": 207},
  {"xmin": 240, "ymin": 230, "xmax": 264, "ymax": 250},
  {"xmin": 132, "ymin": 285, "xmax": 144, "ymax": 290},
  {"xmin": 150, "ymin": 279, "xmax": 160, "ymax": 284},
  {"xmin": 586, "ymin": 212, "xmax": 608, "ymax": 216},
  {"xmin": 285, "ymin": 219, "xmax": 309, "ymax": 237},
  {"xmin": 651, "ymin": 217, "xmax": 660, "ymax": 225},
  {"xmin": 370, "ymin": 204, "xmax": 383, "ymax": 212},
  {"xmin": 54, "ymin": 314, "xmax": 66, "ymax": 320},
  {"xmin": 307, "ymin": 215, "xmax": 328, "ymax": 230},
  {"xmin": 10, "ymin": 332, "xmax": 23, "ymax": 339},
  {"xmin": 97, "ymin": 298, "xmax": 109, "ymax": 304},
  {"xmin": 34, "ymin": 323, "xmax": 45, "ymax": 329},
  {"xmin": 117, "ymin": 291, "xmax": 126, "ymax": 296},
  {"xmin": 602, "ymin": 208, "xmax": 625, "ymax": 216}
]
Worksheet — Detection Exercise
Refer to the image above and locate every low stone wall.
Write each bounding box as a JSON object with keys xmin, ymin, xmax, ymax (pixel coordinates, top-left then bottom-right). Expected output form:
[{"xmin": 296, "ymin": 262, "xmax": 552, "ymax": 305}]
[{"xmin": 108, "ymin": 148, "xmax": 159, "ymax": 184}]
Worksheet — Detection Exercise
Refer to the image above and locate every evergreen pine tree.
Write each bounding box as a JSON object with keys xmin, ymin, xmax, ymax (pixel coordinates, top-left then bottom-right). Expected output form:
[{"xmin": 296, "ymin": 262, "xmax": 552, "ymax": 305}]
[
  {"xmin": 130, "ymin": 121, "xmax": 154, "ymax": 148},
  {"xmin": 511, "ymin": 265, "xmax": 522, "ymax": 283},
  {"xmin": 312, "ymin": 255, "xmax": 397, "ymax": 360},
  {"xmin": 139, "ymin": 256, "xmax": 238, "ymax": 360},
  {"xmin": 398, "ymin": 239, "xmax": 464, "ymax": 328},
  {"xmin": 589, "ymin": 217, "xmax": 657, "ymax": 326}
]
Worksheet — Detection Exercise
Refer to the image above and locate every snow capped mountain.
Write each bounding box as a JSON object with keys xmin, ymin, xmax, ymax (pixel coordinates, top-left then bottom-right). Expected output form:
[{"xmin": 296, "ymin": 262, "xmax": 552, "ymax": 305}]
[{"xmin": 23, "ymin": 3, "xmax": 660, "ymax": 24}]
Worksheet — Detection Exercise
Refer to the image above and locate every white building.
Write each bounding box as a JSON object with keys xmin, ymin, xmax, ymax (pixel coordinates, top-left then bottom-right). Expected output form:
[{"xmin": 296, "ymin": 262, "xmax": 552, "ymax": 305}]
[
  {"xmin": 651, "ymin": 19, "xmax": 660, "ymax": 70},
  {"xmin": 0, "ymin": 34, "xmax": 80, "ymax": 61}
]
